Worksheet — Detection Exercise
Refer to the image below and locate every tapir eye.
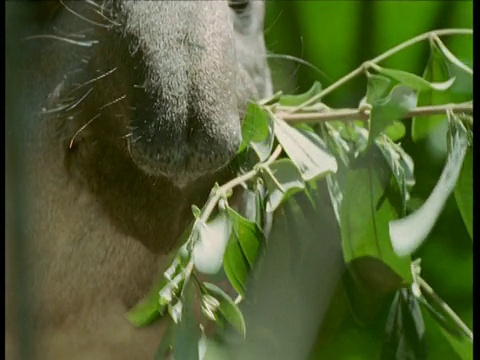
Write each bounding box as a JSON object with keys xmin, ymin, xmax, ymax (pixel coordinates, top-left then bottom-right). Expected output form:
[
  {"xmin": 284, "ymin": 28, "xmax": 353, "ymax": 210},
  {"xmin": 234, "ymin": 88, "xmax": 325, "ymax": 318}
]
[{"xmin": 228, "ymin": 0, "xmax": 251, "ymax": 14}]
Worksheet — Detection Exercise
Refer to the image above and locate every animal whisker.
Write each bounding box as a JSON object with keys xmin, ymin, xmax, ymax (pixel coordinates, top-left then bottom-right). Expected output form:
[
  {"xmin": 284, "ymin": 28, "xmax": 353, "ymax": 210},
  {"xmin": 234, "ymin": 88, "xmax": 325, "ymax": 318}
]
[
  {"xmin": 266, "ymin": 52, "xmax": 333, "ymax": 83},
  {"xmin": 69, "ymin": 113, "xmax": 101, "ymax": 149},
  {"xmin": 60, "ymin": 0, "xmax": 112, "ymax": 29},
  {"xmin": 24, "ymin": 34, "xmax": 98, "ymax": 47},
  {"xmin": 99, "ymin": 95, "xmax": 127, "ymax": 111},
  {"xmin": 67, "ymin": 67, "xmax": 117, "ymax": 95}
]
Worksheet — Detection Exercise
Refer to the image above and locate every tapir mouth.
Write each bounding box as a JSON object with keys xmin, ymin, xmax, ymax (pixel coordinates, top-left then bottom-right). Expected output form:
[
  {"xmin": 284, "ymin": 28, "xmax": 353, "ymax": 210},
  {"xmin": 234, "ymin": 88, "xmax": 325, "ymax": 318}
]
[
  {"xmin": 125, "ymin": 88, "xmax": 242, "ymax": 188},
  {"xmin": 127, "ymin": 123, "xmax": 241, "ymax": 188}
]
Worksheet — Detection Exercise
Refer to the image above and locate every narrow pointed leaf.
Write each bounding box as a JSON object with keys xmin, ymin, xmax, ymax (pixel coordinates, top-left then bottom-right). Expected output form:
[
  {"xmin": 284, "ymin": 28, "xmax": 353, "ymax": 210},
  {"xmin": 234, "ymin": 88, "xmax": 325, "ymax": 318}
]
[
  {"xmin": 376, "ymin": 66, "xmax": 455, "ymax": 92},
  {"xmin": 454, "ymin": 144, "xmax": 473, "ymax": 239},
  {"xmin": 390, "ymin": 113, "xmax": 469, "ymax": 256},
  {"xmin": 421, "ymin": 306, "xmax": 473, "ymax": 360},
  {"xmin": 279, "ymin": 81, "xmax": 323, "ymax": 106},
  {"xmin": 273, "ymin": 116, "xmax": 337, "ymax": 181},
  {"xmin": 171, "ymin": 284, "xmax": 201, "ymax": 360},
  {"xmin": 126, "ymin": 285, "xmax": 162, "ymax": 327},
  {"xmin": 238, "ymin": 103, "xmax": 274, "ymax": 161},
  {"xmin": 434, "ymin": 37, "xmax": 473, "ymax": 76},
  {"xmin": 366, "ymin": 73, "xmax": 392, "ymax": 103},
  {"xmin": 227, "ymin": 206, "xmax": 264, "ymax": 269},
  {"xmin": 338, "ymin": 148, "xmax": 412, "ymax": 282},
  {"xmin": 412, "ymin": 40, "xmax": 452, "ymax": 141},
  {"xmin": 376, "ymin": 136, "xmax": 415, "ymax": 213},
  {"xmin": 382, "ymin": 289, "xmax": 427, "ymax": 359},
  {"xmin": 203, "ymin": 282, "xmax": 247, "ymax": 338},
  {"xmin": 223, "ymin": 239, "xmax": 249, "ymax": 297},
  {"xmin": 368, "ymin": 85, "xmax": 417, "ymax": 146},
  {"xmin": 264, "ymin": 159, "xmax": 305, "ymax": 212}
]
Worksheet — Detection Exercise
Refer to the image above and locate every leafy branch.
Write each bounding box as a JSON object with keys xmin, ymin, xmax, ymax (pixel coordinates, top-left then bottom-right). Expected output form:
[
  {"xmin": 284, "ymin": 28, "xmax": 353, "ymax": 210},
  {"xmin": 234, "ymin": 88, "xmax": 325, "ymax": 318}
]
[
  {"xmin": 416, "ymin": 276, "xmax": 473, "ymax": 341},
  {"xmin": 275, "ymin": 102, "xmax": 473, "ymax": 124},
  {"xmin": 127, "ymin": 27, "xmax": 473, "ymax": 360},
  {"xmin": 199, "ymin": 144, "xmax": 283, "ymax": 224},
  {"xmin": 290, "ymin": 28, "xmax": 472, "ymax": 112}
]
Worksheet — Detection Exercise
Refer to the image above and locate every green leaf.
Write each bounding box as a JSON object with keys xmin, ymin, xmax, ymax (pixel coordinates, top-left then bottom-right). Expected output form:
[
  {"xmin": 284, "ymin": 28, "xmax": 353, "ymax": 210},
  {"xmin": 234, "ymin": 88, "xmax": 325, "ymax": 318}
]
[
  {"xmin": 273, "ymin": 116, "xmax": 337, "ymax": 181},
  {"xmin": 155, "ymin": 319, "xmax": 176, "ymax": 359},
  {"xmin": 382, "ymin": 289, "xmax": 427, "ymax": 360},
  {"xmin": 234, "ymin": 182, "xmax": 267, "ymax": 230},
  {"xmin": 454, "ymin": 144, "xmax": 473, "ymax": 239},
  {"xmin": 171, "ymin": 283, "xmax": 201, "ymax": 360},
  {"xmin": 278, "ymin": 81, "xmax": 323, "ymax": 106},
  {"xmin": 338, "ymin": 147, "xmax": 412, "ymax": 283},
  {"xmin": 368, "ymin": 85, "xmax": 417, "ymax": 146},
  {"xmin": 384, "ymin": 121, "xmax": 406, "ymax": 142},
  {"xmin": 227, "ymin": 207, "xmax": 264, "ymax": 269},
  {"xmin": 263, "ymin": 158, "xmax": 305, "ymax": 212},
  {"xmin": 323, "ymin": 121, "xmax": 369, "ymax": 166},
  {"xmin": 366, "ymin": 73, "xmax": 392, "ymax": 103},
  {"xmin": 203, "ymin": 282, "xmax": 247, "ymax": 338},
  {"xmin": 125, "ymin": 282, "xmax": 162, "ymax": 327},
  {"xmin": 223, "ymin": 239, "xmax": 248, "ymax": 297},
  {"xmin": 421, "ymin": 305, "xmax": 473, "ymax": 360},
  {"xmin": 238, "ymin": 103, "xmax": 274, "ymax": 161},
  {"xmin": 389, "ymin": 113, "xmax": 469, "ymax": 256},
  {"xmin": 375, "ymin": 136, "xmax": 415, "ymax": 214},
  {"xmin": 412, "ymin": 40, "xmax": 452, "ymax": 141},
  {"xmin": 223, "ymin": 206, "xmax": 264, "ymax": 297},
  {"xmin": 434, "ymin": 37, "xmax": 473, "ymax": 76},
  {"xmin": 375, "ymin": 65, "xmax": 455, "ymax": 92},
  {"xmin": 193, "ymin": 212, "xmax": 232, "ymax": 275}
]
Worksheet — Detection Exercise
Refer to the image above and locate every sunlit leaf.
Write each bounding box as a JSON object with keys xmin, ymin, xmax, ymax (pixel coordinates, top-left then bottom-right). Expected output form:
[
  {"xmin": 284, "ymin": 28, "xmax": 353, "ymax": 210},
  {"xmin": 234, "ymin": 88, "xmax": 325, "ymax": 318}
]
[
  {"xmin": 412, "ymin": 40, "xmax": 452, "ymax": 141},
  {"xmin": 454, "ymin": 144, "xmax": 473, "ymax": 239},
  {"xmin": 203, "ymin": 282, "xmax": 247, "ymax": 338},
  {"xmin": 368, "ymin": 85, "xmax": 417, "ymax": 146},
  {"xmin": 375, "ymin": 65, "xmax": 455, "ymax": 92},
  {"xmin": 193, "ymin": 212, "xmax": 231, "ymax": 275},
  {"xmin": 273, "ymin": 116, "xmax": 337, "ymax": 181},
  {"xmin": 263, "ymin": 158, "xmax": 305, "ymax": 212},
  {"xmin": 389, "ymin": 113, "xmax": 469, "ymax": 256},
  {"xmin": 279, "ymin": 81, "xmax": 323, "ymax": 106},
  {"xmin": 338, "ymin": 147, "xmax": 412, "ymax": 282},
  {"xmin": 238, "ymin": 103, "xmax": 274, "ymax": 161},
  {"xmin": 382, "ymin": 289, "xmax": 427, "ymax": 359}
]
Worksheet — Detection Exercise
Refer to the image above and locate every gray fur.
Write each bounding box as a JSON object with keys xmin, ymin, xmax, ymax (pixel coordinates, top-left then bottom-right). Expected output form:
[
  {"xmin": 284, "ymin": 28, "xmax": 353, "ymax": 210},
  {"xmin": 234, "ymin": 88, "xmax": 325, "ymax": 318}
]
[{"xmin": 6, "ymin": 1, "xmax": 271, "ymax": 359}]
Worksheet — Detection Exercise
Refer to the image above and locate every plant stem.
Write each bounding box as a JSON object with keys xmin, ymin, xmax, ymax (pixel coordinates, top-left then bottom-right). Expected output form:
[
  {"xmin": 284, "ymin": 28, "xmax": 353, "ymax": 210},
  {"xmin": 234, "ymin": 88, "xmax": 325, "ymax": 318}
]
[
  {"xmin": 417, "ymin": 276, "xmax": 473, "ymax": 341},
  {"xmin": 276, "ymin": 102, "xmax": 473, "ymax": 124},
  {"xmin": 289, "ymin": 28, "xmax": 473, "ymax": 113},
  {"xmin": 200, "ymin": 145, "xmax": 283, "ymax": 223}
]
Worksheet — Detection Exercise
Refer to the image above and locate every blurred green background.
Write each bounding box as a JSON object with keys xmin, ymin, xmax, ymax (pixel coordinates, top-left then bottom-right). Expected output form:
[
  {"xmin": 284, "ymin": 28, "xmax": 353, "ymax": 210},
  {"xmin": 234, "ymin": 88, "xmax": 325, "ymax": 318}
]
[{"xmin": 262, "ymin": 1, "xmax": 473, "ymax": 358}]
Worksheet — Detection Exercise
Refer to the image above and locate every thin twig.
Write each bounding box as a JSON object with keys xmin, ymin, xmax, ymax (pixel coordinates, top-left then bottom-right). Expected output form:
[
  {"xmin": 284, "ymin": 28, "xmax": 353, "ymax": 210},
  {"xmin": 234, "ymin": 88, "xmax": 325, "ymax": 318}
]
[
  {"xmin": 417, "ymin": 276, "xmax": 473, "ymax": 341},
  {"xmin": 276, "ymin": 102, "xmax": 473, "ymax": 124},
  {"xmin": 199, "ymin": 145, "xmax": 283, "ymax": 223},
  {"xmin": 288, "ymin": 28, "xmax": 473, "ymax": 113}
]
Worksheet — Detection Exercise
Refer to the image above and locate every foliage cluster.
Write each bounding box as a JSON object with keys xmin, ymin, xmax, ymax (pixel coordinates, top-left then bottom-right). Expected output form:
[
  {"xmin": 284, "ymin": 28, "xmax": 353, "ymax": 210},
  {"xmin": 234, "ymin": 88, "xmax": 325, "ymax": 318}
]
[{"xmin": 127, "ymin": 29, "xmax": 473, "ymax": 360}]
